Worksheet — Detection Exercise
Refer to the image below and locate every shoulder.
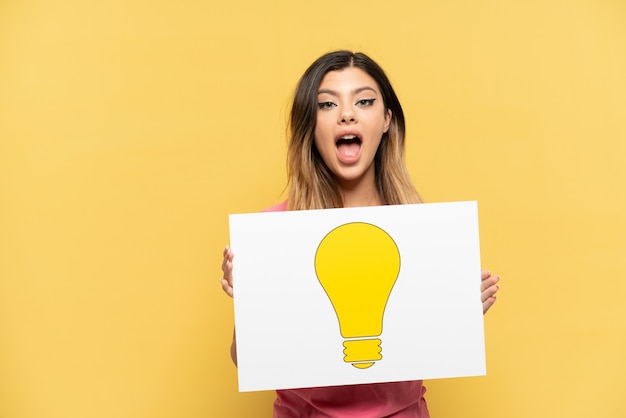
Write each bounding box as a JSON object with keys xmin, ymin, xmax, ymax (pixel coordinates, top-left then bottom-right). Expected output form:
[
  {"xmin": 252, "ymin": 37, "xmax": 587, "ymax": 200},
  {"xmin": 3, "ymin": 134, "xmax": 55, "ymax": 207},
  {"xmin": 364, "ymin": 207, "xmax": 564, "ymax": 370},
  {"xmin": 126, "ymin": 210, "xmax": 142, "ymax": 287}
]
[{"xmin": 262, "ymin": 200, "xmax": 288, "ymax": 213}]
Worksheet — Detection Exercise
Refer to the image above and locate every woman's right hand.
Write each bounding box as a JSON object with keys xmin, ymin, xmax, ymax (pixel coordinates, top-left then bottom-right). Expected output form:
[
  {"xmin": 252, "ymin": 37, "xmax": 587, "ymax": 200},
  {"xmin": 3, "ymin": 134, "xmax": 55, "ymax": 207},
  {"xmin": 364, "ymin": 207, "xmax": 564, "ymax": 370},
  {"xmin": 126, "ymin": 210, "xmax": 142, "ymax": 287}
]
[
  {"xmin": 220, "ymin": 245, "xmax": 238, "ymax": 365},
  {"xmin": 220, "ymin": 246, "xmax": 234, "ymax": 298}
]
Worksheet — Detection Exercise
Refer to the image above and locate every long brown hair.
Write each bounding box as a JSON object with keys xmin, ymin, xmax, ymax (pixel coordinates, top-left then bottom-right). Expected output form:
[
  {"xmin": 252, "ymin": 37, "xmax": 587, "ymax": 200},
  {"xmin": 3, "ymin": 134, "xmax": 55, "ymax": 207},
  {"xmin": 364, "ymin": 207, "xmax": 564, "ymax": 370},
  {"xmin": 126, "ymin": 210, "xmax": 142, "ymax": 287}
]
[{"xmin": 287, "ymin": 50, "xmax": 422, "ymax": 210}]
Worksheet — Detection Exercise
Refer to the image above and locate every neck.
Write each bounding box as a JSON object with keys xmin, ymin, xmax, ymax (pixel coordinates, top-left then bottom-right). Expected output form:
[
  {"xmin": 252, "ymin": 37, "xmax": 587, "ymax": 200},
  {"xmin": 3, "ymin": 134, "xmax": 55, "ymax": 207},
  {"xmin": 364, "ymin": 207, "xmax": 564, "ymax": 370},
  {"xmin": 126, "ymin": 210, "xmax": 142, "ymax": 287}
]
[{"xmin": 339, "ymin": 177, "xmax": 382, "ymax": 208}]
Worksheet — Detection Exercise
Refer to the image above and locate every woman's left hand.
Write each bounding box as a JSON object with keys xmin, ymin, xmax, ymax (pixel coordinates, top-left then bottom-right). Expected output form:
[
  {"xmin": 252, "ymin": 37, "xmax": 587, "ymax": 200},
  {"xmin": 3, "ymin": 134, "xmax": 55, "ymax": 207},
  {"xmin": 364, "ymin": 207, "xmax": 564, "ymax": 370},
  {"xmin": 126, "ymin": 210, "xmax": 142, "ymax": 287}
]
[{"xmin": 481, "ymin": 269, "xmax": 500, "ymax": 314}]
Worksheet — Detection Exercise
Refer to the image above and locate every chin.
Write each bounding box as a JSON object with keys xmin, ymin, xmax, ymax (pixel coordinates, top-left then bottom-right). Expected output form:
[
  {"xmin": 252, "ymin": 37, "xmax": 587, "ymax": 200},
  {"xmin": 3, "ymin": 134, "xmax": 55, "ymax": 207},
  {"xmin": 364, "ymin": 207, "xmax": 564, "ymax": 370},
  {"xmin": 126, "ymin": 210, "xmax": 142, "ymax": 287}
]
[{"xmin": 333, "ymin": 168, "xmax": 370, "ymax": 183}]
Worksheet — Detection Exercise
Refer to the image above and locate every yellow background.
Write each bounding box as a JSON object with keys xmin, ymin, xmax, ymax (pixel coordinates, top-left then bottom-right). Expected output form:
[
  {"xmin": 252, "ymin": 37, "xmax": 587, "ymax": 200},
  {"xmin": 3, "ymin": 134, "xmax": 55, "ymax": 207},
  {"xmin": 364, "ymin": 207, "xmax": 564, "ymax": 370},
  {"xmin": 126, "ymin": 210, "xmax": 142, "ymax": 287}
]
[{"xmin": 1, "ymin": 1, "xmax": 625, "ymax": 417}]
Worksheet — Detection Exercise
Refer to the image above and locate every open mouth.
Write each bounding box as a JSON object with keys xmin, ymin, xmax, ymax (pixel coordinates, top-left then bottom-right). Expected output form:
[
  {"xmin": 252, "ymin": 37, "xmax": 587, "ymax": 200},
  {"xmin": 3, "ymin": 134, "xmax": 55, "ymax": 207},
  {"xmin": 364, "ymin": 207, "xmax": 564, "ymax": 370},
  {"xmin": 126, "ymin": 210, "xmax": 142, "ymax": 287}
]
[
  {"xmin": 336, "ymin": 134, "xmax": 362, "ymax": 147},
  {"xmin": 336, "ymin": 134, "xmax": 362, "ymax": 163}
]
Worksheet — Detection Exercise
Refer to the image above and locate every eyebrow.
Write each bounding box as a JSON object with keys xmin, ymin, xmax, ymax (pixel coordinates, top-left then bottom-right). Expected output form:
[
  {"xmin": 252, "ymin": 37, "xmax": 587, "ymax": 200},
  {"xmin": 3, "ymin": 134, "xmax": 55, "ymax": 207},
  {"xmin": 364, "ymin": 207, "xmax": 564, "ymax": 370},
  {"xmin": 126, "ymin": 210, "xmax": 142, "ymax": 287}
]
[{"xmin": 317, "ymin": 86, "xmax": 378, "ymax": 96}]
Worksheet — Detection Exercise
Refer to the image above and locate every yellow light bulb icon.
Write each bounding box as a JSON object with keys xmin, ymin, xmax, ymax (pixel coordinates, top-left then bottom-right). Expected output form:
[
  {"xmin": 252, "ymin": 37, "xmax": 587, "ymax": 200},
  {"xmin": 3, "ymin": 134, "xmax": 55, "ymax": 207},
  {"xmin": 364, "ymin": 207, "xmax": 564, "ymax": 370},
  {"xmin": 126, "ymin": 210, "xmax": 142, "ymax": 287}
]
[{"xmin": 315, "ymin": 222, "xmax": 400, "ymax": 369}]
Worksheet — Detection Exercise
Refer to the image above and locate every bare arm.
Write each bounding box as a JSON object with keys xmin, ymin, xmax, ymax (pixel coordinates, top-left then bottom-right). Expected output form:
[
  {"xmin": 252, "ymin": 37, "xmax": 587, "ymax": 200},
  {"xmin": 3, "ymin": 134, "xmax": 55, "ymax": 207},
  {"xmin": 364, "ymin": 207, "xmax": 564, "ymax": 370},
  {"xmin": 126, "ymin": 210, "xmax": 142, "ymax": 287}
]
[{"xmin": 230, "ymin": 328, "xmax": 237, "ymax": 366}]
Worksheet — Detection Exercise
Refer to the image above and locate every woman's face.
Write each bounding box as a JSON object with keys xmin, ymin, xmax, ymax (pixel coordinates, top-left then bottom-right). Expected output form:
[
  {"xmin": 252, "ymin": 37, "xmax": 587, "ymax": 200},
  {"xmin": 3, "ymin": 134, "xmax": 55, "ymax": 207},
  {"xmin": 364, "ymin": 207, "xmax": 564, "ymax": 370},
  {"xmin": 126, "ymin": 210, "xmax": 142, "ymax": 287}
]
[{"xmin": 314, "ymin": 67, "xmax": 391, "ymax": 190}]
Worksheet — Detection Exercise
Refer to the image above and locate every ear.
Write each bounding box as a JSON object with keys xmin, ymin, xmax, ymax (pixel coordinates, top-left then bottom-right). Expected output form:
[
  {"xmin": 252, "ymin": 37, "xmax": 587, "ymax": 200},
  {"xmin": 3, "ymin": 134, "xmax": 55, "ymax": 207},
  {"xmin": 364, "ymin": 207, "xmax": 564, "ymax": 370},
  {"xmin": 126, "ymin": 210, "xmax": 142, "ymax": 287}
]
[{"xmin": 383, "ymin": 109, "xmax": 392, "ymax": 133}]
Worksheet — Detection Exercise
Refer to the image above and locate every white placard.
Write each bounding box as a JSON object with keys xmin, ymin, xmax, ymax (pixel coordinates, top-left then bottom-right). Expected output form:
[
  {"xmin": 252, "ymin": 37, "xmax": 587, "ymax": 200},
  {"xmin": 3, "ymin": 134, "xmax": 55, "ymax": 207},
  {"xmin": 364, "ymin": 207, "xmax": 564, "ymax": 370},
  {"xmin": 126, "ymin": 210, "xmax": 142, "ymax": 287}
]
[{"xmin": 229, "ymin": 201, "xmax": 485, "ymax": 392}]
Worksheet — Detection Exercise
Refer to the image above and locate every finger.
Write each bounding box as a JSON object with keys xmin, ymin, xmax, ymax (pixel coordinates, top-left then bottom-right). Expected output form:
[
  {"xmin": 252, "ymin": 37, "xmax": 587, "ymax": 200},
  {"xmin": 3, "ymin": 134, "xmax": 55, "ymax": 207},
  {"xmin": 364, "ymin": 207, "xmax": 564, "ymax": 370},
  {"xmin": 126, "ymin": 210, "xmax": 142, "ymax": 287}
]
[
  {"xmin": 481, "ymin": 269, "xmax": 491, "ymax": 280},
  {"xmin": 481, "ymin": 284, "xmax": 499, "ymax": 302},
  {"xmin": 480, "ymin": 275, "xmax": 500, "ymax": 292},
  {"xmin": 483, "ymin": 296, "xmax": 496, "ymax": 314},
  {"xmin": 221, "ymin": 246, "xmax": 229, "ymax": 271},
  {"xmin": 221, "ymin": 246, "xmax": 234, "ymax": 272},
  {"xmin": 220, "ymin": 278, "xmax": 234, "ymax": 298},
  {"xmin": 223, "ymin": 259, "xmax": 233, "ymax": 283}
]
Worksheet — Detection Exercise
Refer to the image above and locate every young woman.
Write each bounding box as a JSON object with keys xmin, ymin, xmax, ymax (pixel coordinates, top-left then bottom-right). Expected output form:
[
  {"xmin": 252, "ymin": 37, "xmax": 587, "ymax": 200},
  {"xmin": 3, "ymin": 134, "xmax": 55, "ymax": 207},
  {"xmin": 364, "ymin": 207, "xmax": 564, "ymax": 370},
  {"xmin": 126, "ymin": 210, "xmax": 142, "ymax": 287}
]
[{"xmin": 220, "ymin": 50, "xmax": 500, "ymax": 417}]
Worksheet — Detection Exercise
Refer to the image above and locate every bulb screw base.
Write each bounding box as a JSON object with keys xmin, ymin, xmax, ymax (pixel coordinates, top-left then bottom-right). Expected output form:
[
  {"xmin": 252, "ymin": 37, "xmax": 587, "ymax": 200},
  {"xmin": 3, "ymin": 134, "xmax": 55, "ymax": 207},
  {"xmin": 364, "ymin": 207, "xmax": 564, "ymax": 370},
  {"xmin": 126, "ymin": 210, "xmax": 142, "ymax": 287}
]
[{"xmin": 343, "ymin": 338, "xmax": 382, "ymax": 368}]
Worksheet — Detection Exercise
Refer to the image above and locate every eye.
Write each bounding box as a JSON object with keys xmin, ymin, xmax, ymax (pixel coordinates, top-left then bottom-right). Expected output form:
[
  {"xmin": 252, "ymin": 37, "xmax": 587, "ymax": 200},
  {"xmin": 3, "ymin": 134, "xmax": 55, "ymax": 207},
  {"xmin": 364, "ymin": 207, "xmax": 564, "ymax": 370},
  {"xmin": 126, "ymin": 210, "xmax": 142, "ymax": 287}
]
[
  {"xmin": 356, "ymin": 99, "xmax": 376, "ymax": 107},
  {"xmin": 317, "ymin": 101, "xmax": 337, "ymax": 110}
]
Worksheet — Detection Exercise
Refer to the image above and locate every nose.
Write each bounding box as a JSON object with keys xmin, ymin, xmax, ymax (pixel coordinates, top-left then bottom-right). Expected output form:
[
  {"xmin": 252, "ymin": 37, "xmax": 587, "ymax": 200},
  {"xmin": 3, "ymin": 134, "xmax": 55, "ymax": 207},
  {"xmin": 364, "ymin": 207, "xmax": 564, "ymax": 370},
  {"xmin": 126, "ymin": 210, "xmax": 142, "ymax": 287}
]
[{"xmin": 339, "ymin": 106, "xmax": 356, "ymax": 124}]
